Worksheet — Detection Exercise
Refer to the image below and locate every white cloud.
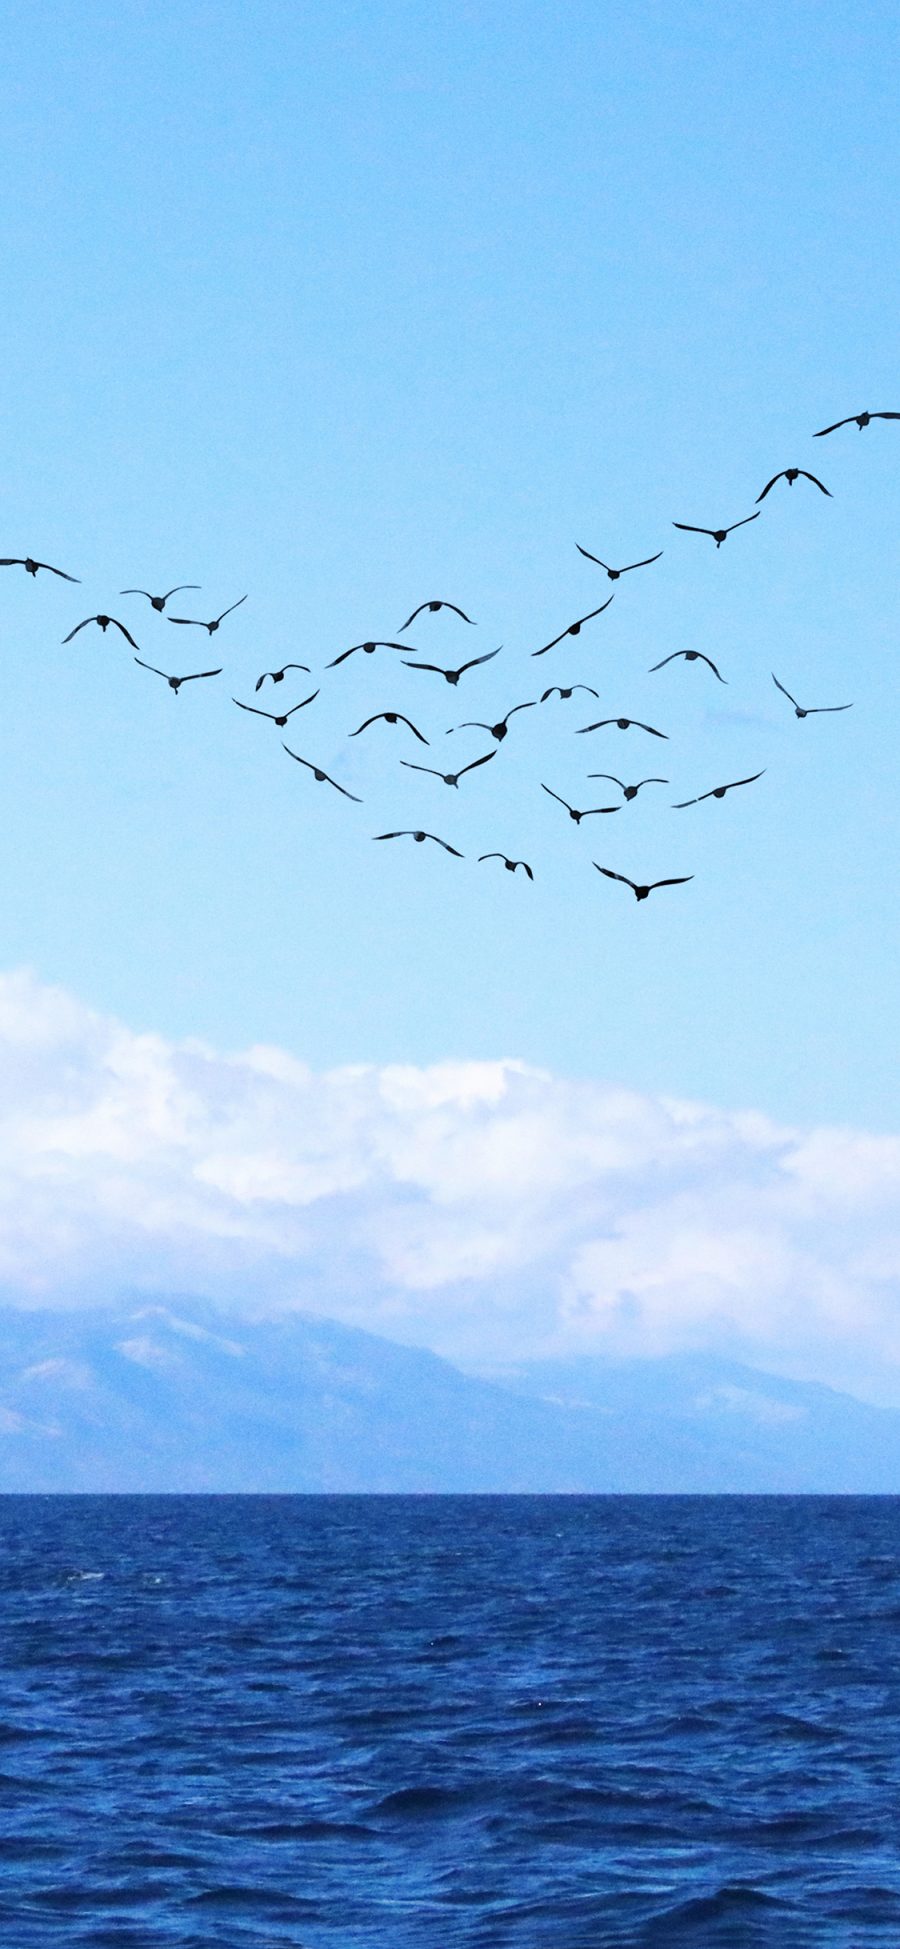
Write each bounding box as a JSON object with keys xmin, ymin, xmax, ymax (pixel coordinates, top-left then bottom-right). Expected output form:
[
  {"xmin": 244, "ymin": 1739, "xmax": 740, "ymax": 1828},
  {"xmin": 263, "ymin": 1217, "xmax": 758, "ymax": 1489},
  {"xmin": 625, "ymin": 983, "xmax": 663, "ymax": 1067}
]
[{"xmin": 0, "ymin": 968, "xmax": 898, "ymax": 1399}]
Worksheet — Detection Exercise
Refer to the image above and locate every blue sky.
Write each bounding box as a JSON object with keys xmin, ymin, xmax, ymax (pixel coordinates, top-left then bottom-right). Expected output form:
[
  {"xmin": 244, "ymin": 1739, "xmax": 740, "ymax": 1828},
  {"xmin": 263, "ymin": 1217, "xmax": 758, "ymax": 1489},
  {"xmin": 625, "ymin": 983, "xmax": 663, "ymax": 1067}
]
[{"xmin": 0, "ymin": 2, "xmax": 898, "ymax": 1413}]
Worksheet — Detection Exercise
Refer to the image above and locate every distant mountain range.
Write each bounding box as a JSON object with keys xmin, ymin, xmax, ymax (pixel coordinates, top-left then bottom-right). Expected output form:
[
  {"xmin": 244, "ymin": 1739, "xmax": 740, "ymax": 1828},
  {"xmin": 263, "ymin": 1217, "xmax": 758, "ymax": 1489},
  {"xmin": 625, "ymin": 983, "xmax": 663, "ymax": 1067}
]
[{"xmin": 1, "ymin": 1299, "xmax": 899, "ymax": 1492}]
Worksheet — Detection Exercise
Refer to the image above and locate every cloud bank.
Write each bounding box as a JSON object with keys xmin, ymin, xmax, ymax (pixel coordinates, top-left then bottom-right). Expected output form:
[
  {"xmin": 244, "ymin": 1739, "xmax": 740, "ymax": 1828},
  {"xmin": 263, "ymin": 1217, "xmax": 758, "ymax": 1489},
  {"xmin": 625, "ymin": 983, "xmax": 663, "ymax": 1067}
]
[{"xmin": 1, "ymin": 969, "xmax": 898, "ymax": 1400}]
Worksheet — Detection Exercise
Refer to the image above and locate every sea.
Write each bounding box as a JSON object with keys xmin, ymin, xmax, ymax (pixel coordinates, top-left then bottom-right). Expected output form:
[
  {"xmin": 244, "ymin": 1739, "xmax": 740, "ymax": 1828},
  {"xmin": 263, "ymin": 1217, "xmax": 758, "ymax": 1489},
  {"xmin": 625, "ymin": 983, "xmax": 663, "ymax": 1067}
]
[{"xmin": 2, "ymin": 1495, "xmax": 900, "ymax": 1947}]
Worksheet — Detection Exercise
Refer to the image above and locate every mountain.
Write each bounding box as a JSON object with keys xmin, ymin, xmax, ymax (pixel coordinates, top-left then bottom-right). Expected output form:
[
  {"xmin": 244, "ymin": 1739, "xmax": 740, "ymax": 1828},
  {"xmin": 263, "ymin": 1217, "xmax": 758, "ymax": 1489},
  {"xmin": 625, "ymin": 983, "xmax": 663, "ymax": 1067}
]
[{"xmin": 2, "ymin": 1300, "xmax": 900, "ymax": 1491}]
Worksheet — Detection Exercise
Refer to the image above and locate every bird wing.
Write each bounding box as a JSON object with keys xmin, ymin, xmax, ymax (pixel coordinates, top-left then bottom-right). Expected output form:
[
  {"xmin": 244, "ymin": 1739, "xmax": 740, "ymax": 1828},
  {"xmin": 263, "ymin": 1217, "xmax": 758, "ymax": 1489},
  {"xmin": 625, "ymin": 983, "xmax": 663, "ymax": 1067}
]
[
  {"xmin": 874, "ymin": 412, "xmax": 900, "ymax": 420},
  {"xmin": 594, "ymin": 866, "xmax": 634, "ymax": 887},
  {"xmin": 402, "ymin": 660, "xmax": 444, "ymax": 675},
  {"xmin": 809, "ymin": 703, "xmax": 853, "ymax": 713},
  {"xmin": 648, "ymin": 652, "xmax": 680, "ymax": 671},
  {"xmin": 457, "ymin": 751, "xmax": 496, "ymax": 778},
  {"xmin": 168, "ymin": 615, "xmax": 204, "ymax": 626},
  {"xmin": 585, "ymin": 774, "xmax": 623, "ymax": 787},
  {"xmin": 397, "ymin": 602, "xmax": 428, "ymax": 630},
  {"xmin": 283, "ymin": 662, "xmax": 311, "ymax": 673},
  {"xmin": 722, "ymin": 770, "xmax": 766, "ymax": 791},
  {"xmin": 400, "ymin": 761, "xmax": 441, "ymax": 777},
  {"xmin": 648, "ymin": 877, "xmax": 694, "ymax": 889},
  {"xmin": 506, "ymin": 700, "xmax": 536, "ymax": 719},
  {"xmin": 478, "ymin": 853, "xmax": 504, "ymax": 862},
  {"xmin": 540, "ymin": 784, "xmax": 572, "ymax": 812},
  {"xmin": 327, "ymin": 647, "xmax": 362, "ymax": 667},
  {"xmin": 575, "ymin": 720, "xmax": 613, "ymax": 733},
  {"xmin": 0, "ymin": 558, "xmax": 26, "ymax": 567},
  {"xmin": 37, "ymin": 563, "xmax": 80, "ymax": 581},
  {"xmin": 755, "ymin": 474, "xmax": 783, "ymax": 502},
  {"xmin": 110, "ymin": 620, "xmax": 140, "ymax": 648},
  {"xmin": 799, "ymin": 471, "xmax": 832, "ymax": 494},
  {"xmin": 233, "ymin": 699, "xmax": 271, "ymax": 717},
  {"xmin": 813, "ymin": 416, "xmax": 855, "ymax": 436},
  {"xmin": 433, "ymin": 836, "xmax": 463, "ymax": 855},
  {"xmin": 574, "ymin": 544, "xmax": 610, "ymax": 568},
  {"xmin": 119, "ymin": 588, "xmax": 152, "ymax": 598},
  {"xmin": 671, "ymin": 795, "xmax": 700, "ymax": 808},
  {"xmin": 255, "ymin": 672, "xmax": 274, "ymax": 690},
  {"xmin": 725, "ymin": 514, "xmax": 760, "ymax": 533},
  {"xmin": 134, "ymin": 657, "xmax": 168, "ymax": 678},
  {"xmin": 532, "ymin": 625, "xmax": 569, "ymax": 656},
  {"xmin": 284, "ymin": 690, "xmax": 320, "ymax": 715},
  {"xmin": 61, "ymin": 619, "xmax": 92, "ymax": 642},
  {"xmin": 771, "ymin": 672, "xmax": 799, "ymax": 707},
  {"xmin": 621, "ymin": 552, "xmax": 663, "ymax": 572},
  {"xmin": 582, "ymin": 805, "xmax": 621, "ymax": 817},
  {"xmin": 672, "ymin": 522, "xmax": 714, "ymax": 536},
  {"xmin": 181, "ymin": 668, "xmax": 223, "ymax": 682},
  {"xmin": 457, "ymin": 648, "xmax": 501, "ymax": 675},
  {"xmin": 214, "ymin": 595, "xmax": 248, "ymax": 624},
  {"xmin": 373, "ymin": 832, "xmax": 409, "ymax": 841},
  {"xmin": 163, "ymin": 585, "xmax": 201, "ymax": 599},
  {"xmin": 398, "ymin": 716, "xmax": 429, "ymax": 743},
  {"xmin": 698, "ymin": 656, "xmax": 727, "ymax": 681},
  {"xmin": 444, "ymin": 603, "xmax": 474, "ymax": 623},
  {"xmin": 521, "ymin": 863, "xmax": 534, "ymax": 879}
]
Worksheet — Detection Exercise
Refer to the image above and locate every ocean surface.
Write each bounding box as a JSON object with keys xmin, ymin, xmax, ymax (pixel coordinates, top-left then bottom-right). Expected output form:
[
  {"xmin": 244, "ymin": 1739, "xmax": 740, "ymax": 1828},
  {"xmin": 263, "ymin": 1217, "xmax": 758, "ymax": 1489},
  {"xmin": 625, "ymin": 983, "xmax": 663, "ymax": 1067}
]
[{"xmin": 2, "ymin": 1497, "xmax": 900, "ymax": 1947}]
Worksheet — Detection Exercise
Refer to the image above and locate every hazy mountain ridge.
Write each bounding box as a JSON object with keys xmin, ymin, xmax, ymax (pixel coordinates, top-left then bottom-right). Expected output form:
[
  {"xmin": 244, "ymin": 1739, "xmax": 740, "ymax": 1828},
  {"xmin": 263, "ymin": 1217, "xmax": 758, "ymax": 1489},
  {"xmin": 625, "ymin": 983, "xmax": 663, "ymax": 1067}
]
[{"xmin": 1, "ymin": 1300, "xmax": 899, "ymax": 1491}]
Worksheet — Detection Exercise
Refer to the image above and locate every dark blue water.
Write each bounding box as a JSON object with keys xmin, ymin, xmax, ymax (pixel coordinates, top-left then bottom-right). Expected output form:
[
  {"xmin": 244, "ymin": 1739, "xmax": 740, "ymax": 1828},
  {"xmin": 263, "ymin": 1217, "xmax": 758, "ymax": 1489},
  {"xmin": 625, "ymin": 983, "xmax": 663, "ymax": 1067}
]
[{"xmin": 2, "ymin": 1497, "xmax": 900, "ymax": 1946}]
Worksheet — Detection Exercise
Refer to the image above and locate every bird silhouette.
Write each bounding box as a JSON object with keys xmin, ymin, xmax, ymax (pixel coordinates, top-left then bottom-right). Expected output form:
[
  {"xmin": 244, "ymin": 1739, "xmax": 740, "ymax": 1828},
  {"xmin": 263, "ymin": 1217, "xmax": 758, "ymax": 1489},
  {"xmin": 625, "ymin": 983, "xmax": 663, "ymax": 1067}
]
[
  {"xmin": 594, "ymin": 865, "xmax": 693, "ymax": 901},
  {"xmin": 575, "ymin": 545, "xmax": 663, "ymax": 579},
  {"xmin": 771, "ymin": 674, "xmax": 853, "ymax": 718},
  {"xmin": 350, "ymin": 712, "xmax": 429, "ymax": 743},
  {"xmin": 814, "ymin": 410, "xmax": 900, "ymax": 437},
  {"xmin": 672, "ymin": 771, "xmax": 765, "ymax": 807},
  {"xmin": 134, "ymin": 658, "xmax": 222, "ymax": 692},
  {"xmin": 168, "ymin": 595, "xmax": 247, "ymax": 633},
  {"xmin": 540, "ymin": 684, "xmax": 600, "ymax": 704},
  {"xmin": 672, "ymin": 515, "xmax": 760, "ymax": 547},
  {"xmin": 532, "ymin": 597, "xmax": 615, "ymax": 657},
  {"xmin": 233, "ymin": 690, "xmax": 319, "ymax": 725},
  {"xmin": 447, "ymin": 701, "xmax": 534, "ymax": 741},
  {"xmin": 398, "ymin": 599, "xmax": 475, "ymax": 630},
  {"xmin": 478, "ymin": 854, "xmax": 534, "ymax": 879},
  {"xmin": 255, "ymin": 664, "xmax": 311, "ymax": 691},
  {"xmin": 648, "ymin": 650, "xmax": 727, "ymax": 682},
  {"xmin": 373, "ymin": 830, "xmax": 463, "ymax": 855},
  {"xmin": 400, "ymin": 750, "xmax": 496, "ymax": 788},
  {"xmin": 63, "ymin": 615, "xmax": 139, "ymax": 647},
  {"xmin": 1, "ymin": 556, "xmax": 79, "ymax": 582},
  {"xmin": 586, "ymin": 775, "xmax": 669, "ymax": 801},
  {"xmin": 577, "ymin": 717, "xmax": 668, "ymax": 738},
  {"xmin": 327, "ymin": 640, "xmax": 418, "ymax": 668},
  {"xmin": 541, "ymin": 785, "xmax": 620, "ymax": 824},
  {"xmin": 282, "ymin": 746, "xmax": 362, "ymax": 799},
  {"xmin": 402, "ymin": 647, "xmax": 501, "ymax": 685},
  {"xmin": 755, "ymin": 469, "xmax": 831, "ymax": 503},
  {"xmin": 120, "ymin": 585, "xmax": 200, "ymax": 611}
]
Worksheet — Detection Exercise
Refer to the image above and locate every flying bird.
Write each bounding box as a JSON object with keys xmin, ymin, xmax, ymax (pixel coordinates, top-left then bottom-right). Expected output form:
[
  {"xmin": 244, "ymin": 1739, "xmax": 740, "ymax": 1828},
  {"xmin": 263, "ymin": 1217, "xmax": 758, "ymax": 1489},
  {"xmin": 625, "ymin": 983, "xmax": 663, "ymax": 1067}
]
[
  {"xmin": 755, "ymin": 469, "xmax": 831, "ymax": 503},
  {"xmin": 233, "ymin": 690, "xmax": 319, "ymax": 725},
  {"xmin": 672, "ymin": 515, "xmax": 760, "ymax": 547},
  {"xmin": 63, "ymin": 614, "xmax": 139, "ymax": 647},
  {"xmin": 541, "ymin": 785, "xmax": 620, "ymax": 824},
  {"xmin": 373, "ymin": 830, "xmax": 463, "ymax": 856},
  {"xmin": 327, "ymin": 640, "xmax": 418, "ymax": 668},
  {"xmin": 168, "ymin": 595, "xmax": 247, "ymax": 633},
  {"xmin": 447, "ymin": 700, "xmax": 534, "ymax": 741},
  {"xmin": 282, "ymin": 746, "xmax": 362, "ymax": 799},
  {"xmin": 648, "ymin": 650, "xmax": 727, "ymax": 682},
  {"xmin": 672, "ymin": 771, "xmax": 765, "ymax": 807},
  {"xmin": 401, "ymin": 647, "xmax": 501, "ymax": 685},
  {"xmin": 594, "ymin": 865, "xmax": 693, "ymax": 901},
  {"xmin": 478, "ymin": 854, "xmax": 534, "ymax": 879},
  {"xmin": 350, "ymin": 712, "xmax": 429, "ymax": 743},
  {"xmin": 577, "ymin": 717, "xmax": 668, "ymax": 738},
  {"xmin": 120, "ymin": 585, "xmax": 200, "ymax": 611},
  {"xmin": 1, "ymin": 556, "xmax": 80, "ymax": 582},
  {"xmin": 134, "ymin": 658, "xmax": 222, "ymax": 692},
  {"xmin": 532, "ymin": 597, "xmax": 615, "ymax": 657},
  {"xmin": 540, "ymin": 684, "xmax": 600, "ymax": 704},
  {"xmin": 771, "ymin": 674, "xmax": 853, "ymax": 718},
  {"xmin": 814, "ymin": 410, "xmax": 900, "ymax": 437},
  {"xmin": 586, "ymin": 775, "xmax": 669, "ymax": 801},
  {"xmin": 575, "ymin": 545, "xmax": 663, "ymax": 579},
  {"xmin": 255, "ymin": 664, "xmax": 311, "ymax": 691},
  {"xmin": 398, "ymin": 600, "xmax": 475, "ymax": 630},
  {"xmin": 400, "ymin": 750, "xmax": 496, "ymax": 787}
]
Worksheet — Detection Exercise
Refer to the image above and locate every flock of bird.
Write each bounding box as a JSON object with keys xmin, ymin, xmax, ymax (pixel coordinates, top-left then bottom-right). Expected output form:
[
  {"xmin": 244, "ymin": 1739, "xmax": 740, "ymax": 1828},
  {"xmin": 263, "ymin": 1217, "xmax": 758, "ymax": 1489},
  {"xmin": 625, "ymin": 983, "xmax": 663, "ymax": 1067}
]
[{"xmin": 5, "ymin": 407, "xmax": 892, "ymax": 900}]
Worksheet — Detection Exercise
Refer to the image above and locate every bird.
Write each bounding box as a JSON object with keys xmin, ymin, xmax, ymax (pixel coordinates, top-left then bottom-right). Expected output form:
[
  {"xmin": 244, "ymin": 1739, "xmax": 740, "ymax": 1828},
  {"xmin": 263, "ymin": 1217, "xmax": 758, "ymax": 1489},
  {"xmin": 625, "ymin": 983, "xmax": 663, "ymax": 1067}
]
[
  {"xmin": 532, "ymin": 597, "xmax": 615, "ymax": 656},
  {"xmin": 771, "ymin": 673, "xmax": 853, "ymax": 718},
  {"xmin": 814, "ymin": 410, "xmax": 900, "ymax": 437},
  {"xmin": 672, "ymin": 771, "xmax": 765, "ymax": 807},
  {"xmin": 594, "ymin": 865, "xmax": 693, "ymax": 901},
  {"xmin": 373, "ymin": 830, "xmax": 463, "ymax": 856},
  {"xmin": 398, "ymin": 599, "xmax": 475, "ymax": 630},
  {"xmin": 648, "ymin": 650, "xmax": 727, "ymax": 682},
  {"xmin": 400, "ymin": 751, "xmax": 496, "ymax": 787},
  {"xmin": 233, "ymin": 690, "xmax": 319, "ymax": 725},
  {"xmin": 63, "ymin": 614, "xmax": 140, "ymax": 647},
  {"xmin": 447, "ymin": 700, "xmax": 535, "ymax": 741},
  {"xmin": 120, "ymin": 584, "xmax": 200, "ymax": 611},
  {"xmin": 575, "ymin": 544, "xmax": 663, "ymax": 579},
  {"xmin": 168, "ymin": 595, "xmax": 247, "ymax": 633},
  {"xmin": 350, "ymin": 712, "xmax": 429, "ymax": 743},
  {"xmin": 134, "ymin": 658, "xmax": 222, "ymax": 692},
  {"xmin": 540, "ymin": 684, "xmax": 600, "ymax": 704},
  {"xmin": 755, "ymin": 469, "xmax": 831, "ymax": 503},
  {"xmin": 478, "ymin": 854, "xmax": 534, "ymax": 879},
  {"xmin": 672, "ymin": 515, "xmax": 760, "ymax": 547},
  {"xmin": 255, "ymin": 664, "xmax": 311, "ymax": 691},
  {"xmin": 586, "ymin": 775, "xmax": 669, "ymax": 801},
  {"xmin": 577, "ymin": 717, "xmax": 668, "ymax": 738},
  {"xmin": 327, "ymin": 640, "xmax": 418, "ymax": 668},
  {"xmin": 401, "ymin": 647, "xmax": 501, "ymax": 685},
  {"xmin": 541, "ymin": 785, "xmax": 620, "ymax": 824},
  {"xmin": 1, "ymin": 556, "xmax": 79, "ymax": 582},
  {"xmin": 281, "ymin": 746, "xmax": 362, "ymax": 799}
]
